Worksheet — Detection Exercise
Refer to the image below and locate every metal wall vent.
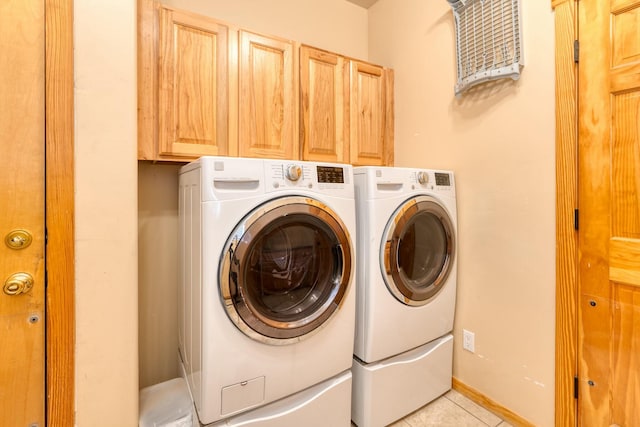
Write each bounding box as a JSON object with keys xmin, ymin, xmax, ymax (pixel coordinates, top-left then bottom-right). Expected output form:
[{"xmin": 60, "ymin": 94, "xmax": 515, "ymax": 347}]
[{"xmin": 447, "ymin": 0, "xmax": 523, "ymax": 96}]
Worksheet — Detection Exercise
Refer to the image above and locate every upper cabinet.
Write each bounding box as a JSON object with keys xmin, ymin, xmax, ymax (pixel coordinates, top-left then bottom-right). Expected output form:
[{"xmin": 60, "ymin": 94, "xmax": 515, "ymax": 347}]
[
  {"xmin": 300, "ymin": 46, "xmax": 349, "ymax": 164},
  {"xmin": 157, "ymin": 8, "xmax": 231, "ymax": 158},
  {"xmin": 349, "ymin": 61, "xmax": 394, "ymax": 166},
  {"xmin": 238, "ymin": 31, "xmax": 298, "ymax": 160},
  {"xmin": 300, "ymin": 47, "xmax": 393, "ymax": 166},
  {"xmin": 137, "ymin": 1, "xmax": 393, "ymax": 165}
]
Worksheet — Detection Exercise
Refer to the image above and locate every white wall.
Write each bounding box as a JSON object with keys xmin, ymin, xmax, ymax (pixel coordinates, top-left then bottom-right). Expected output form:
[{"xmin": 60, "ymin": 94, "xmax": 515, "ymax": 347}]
[
  {"xmin": 138, "ymin": 162, "xmax": 181, "ymax": 388},
  {"xmin": 138, "ymin": 0, "xmax": 370, "ymax": 389},
  {"xmin": 368, "ymin": 2, "xmax": 556, "ymax": 426},
  {"xmin": 75, "ymin": 0, "xmax": 138, "ymax": 425},
  {"xmin": 162, "ymin": 0, "xmax": 369, "ymax": 59}
]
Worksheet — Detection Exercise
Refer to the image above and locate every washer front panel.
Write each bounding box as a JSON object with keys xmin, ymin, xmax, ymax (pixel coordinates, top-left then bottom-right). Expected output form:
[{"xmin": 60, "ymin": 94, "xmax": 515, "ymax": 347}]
[
  {"xmin": 381, "ymin": 195, "xmax": 456, "ymax": 306},
  {"xmin": 220, "ymin": 196, "xmax": 353, "ymax": 344}
]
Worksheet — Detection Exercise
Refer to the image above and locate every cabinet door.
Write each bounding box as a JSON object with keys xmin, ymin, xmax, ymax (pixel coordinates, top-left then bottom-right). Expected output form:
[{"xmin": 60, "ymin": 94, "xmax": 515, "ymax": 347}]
[
  {"xmin": 300, "ymin": 46, "xmax": 349, "ymax": 163},
  {"xmin": 349, "ymin": 61, "xmax": 394, "ymax": 166},
  {"xmin": 239, "ymin": 31, "xmax": 298, "ymax": 159},
  {"xmin": 158, "ymin": 8, "xmax": 229, "ymax": 158}
]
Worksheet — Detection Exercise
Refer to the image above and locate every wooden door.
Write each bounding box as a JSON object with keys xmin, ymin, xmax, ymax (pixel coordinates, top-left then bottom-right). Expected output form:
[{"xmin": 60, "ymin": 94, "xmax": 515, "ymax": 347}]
[
  {"xmin": 349, "ymin": 60, "xmax": 394, "ymax": 166},
  {"xmin": 238, "ymin": 30, "xmax": 298, "ymax": 160},
  {"xmin": 157, "ymin": 7, "xmax": 231, "ymax": 159},
  {"xmin": 300, "ymin": 46, "xmax": 349, "ymax": 163},
  {"xmin": 0, "ymin": 1, "xmax": 46, "ymax": 426},
  {"xmin": 578, "ymin": 0, "xmax": 640, "ymax": 424}
]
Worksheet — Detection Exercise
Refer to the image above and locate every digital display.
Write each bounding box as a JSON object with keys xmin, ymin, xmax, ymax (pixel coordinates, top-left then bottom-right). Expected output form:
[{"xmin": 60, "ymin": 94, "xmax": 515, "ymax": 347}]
[
  {"xmin": 317, "ymin": 166, "xmax": 345, "ymax": 183},
  {"xmin": 435, "ymin": 173, "xmax": 451, "ymax": 186}
]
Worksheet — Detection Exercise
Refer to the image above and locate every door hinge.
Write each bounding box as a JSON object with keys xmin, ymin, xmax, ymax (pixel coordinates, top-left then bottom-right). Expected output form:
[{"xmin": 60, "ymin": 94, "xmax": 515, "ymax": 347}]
[
  {"xmin": 574, "ymin": 209, "xmax": 579, "ymax": 230},
  {"xmin": 574, "ymin": 40, "xmax": 579, "ymax": 63}
]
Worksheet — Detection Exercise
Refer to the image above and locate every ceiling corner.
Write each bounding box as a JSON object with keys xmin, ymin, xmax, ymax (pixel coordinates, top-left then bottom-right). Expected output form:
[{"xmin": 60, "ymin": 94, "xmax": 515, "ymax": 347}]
[{"xmin": 345, "ymin": 0, "xmax": 379, "ymax": 9}]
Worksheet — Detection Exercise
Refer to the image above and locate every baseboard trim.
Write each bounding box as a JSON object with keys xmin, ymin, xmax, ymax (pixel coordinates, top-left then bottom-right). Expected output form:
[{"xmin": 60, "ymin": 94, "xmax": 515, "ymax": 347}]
[{"xmin": 452, "ymin": 377, "xmax": 536, "ymax": 427}]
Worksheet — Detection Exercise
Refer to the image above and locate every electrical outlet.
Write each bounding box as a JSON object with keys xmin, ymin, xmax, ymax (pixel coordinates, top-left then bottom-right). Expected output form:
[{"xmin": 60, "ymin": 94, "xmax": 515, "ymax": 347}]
[{"xmin": 463, "ymin": 329, "xmax": 475, "ymax": 353}]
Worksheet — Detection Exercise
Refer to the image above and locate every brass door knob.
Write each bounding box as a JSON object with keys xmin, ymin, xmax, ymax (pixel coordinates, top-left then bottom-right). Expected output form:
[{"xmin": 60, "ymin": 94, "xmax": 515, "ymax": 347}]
[
  {"xmin": 3, "ymin": 273, "xmax": 34, "ymax": 296},
  {"xmin": 5, "ymin": 230, "xmax": 33, "ymax": 249}
]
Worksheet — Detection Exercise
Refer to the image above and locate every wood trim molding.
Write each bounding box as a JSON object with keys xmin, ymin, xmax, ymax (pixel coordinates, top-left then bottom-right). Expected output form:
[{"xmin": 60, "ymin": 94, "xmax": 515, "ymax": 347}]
[
  {"xmin": 384, "ymin": 68, "xmax": 395, "ymax": 166},
  {"xmin": 138, "ymin": 0, "xmax": 157, "ymax": 160},
  {"xmin": 554, "ymin": 0, "xmax": 578, "ymax": 426},
  {"xmin": 452, "ymin": 378, "xmax": 536, "ymax": 427},
  {"xmin": 45, "ymin": 0, "xmax": 75, "ymax": 425}
]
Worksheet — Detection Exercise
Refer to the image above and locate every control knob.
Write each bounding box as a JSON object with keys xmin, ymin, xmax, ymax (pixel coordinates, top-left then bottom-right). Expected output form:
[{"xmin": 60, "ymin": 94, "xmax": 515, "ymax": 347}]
[
  {"xmin": 285, "ymin": 164, "xmax": 302, "ymax": 181},
  {"xmin": 417, "ymin": 171, "xmax": 429, "ymax": 185}
]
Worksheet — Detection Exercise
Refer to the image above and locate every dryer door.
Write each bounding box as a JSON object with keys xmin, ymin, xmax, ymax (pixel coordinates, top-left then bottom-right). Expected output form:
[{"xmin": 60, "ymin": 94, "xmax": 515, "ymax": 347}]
[
  {"xmin": 220, "ymin": 196, "xmax": 353, "ymax": 344},
  {"xmin": 382, "ymin": 195, "xmax": 455, "ymax": 306}
]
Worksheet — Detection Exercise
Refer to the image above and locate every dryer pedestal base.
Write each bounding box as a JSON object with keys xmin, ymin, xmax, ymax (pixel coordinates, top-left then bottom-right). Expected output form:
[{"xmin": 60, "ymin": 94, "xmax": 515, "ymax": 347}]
[{"xmin": 351, "ymin": 334, "xmax": 453, "ymax": 427}]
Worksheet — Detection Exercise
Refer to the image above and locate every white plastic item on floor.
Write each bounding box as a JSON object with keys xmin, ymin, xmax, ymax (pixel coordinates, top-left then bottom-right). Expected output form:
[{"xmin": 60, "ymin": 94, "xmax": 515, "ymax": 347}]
[
  {"xmin": 204, "ymin": 370, "xmax": 352, "ymax": 427},
  {"xmin": 351, "ymin": 334, "xmax": 453, "ymax": 427},
  {"xmin": 139, "ymin": 378, "xmax": 194, "ymax": 427}
]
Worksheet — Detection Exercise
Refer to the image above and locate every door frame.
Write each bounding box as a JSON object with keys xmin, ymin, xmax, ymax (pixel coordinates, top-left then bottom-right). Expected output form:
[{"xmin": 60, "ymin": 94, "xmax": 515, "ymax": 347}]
[
  {"xmin": 553, "ymin": 0, "xmax": 578, "ymax": 426},
  {"xmin": 45, "ymin": 0, "xmax": 75, "ymax": 425}
]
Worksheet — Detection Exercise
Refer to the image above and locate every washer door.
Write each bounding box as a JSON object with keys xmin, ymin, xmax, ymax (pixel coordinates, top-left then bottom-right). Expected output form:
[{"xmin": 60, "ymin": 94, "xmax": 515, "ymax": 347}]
[
  {"xmin": 382, "ymin": 195, "xmax": 455, "ymax": 306},
  {"xmin": 220, "ymin": 196, "xmax": 353, "ymax": 344}
]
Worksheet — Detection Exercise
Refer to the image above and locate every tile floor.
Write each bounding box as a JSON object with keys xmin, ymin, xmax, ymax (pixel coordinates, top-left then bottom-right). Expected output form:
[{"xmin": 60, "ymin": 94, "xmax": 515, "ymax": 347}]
[{"xmin": 366, "ymin": 389, "xmax": 513, "ymax": 427}]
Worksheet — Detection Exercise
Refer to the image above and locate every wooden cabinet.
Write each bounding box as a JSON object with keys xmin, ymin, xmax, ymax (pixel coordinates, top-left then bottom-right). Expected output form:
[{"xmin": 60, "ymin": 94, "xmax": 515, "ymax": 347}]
[
  {"xmin": 139, "ymin": 4, "xmax": 297, "ymax": 161},
  {"xmin": 155, "ymin": 8, "xmax": 232, "ymax": 159},
  {"xmin": 137, "ymin": 1, "xmax": 393, "ymax": 165},
  {"xmin": 238, "ymin": 31, "xmax": 298, "ymax": 160},
  {"xmin": 299, "ymin": 47, "xmax": 394, "ymax": 166},
  {"xmin": 300, "ymin": 46, "xmax": 349, "ymax": 163},
  {"xmin": 349, "ymin": 60, "xmax": 394, "ymax": 166}
]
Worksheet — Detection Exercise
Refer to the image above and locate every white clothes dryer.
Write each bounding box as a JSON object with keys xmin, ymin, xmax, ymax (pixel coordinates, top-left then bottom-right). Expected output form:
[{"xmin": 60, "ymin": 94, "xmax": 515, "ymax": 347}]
[
  {"xmin": 179, "ymin": 157, "xmax": 356, "ymax": 426},
  {"xmin": 351, "ymin": 166, "xmax": 457, "ymax": 427}
]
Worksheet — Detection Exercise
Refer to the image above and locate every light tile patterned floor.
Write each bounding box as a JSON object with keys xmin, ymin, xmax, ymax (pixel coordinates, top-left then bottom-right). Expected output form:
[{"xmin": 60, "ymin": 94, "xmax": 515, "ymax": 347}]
[{"xmin": 387, "ymin": 389, "xmax": 513, "ymax": 427}]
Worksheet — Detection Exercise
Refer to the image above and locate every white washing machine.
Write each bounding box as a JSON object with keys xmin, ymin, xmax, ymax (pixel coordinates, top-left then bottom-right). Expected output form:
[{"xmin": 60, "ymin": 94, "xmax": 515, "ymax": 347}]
[
  {"xmin": 178, "ymin": 157, "xmax": 356, "ymax": 426},
  {"xmin": 351, "ymin": 166, "xmax": 457, "ymax": 427}
]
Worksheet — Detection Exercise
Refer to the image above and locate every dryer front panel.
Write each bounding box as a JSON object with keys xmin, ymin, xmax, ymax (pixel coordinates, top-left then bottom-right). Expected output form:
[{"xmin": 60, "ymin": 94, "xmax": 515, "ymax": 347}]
[
  {"xmin": 382, "ymin": 195, "xmax": 456, "ymax": 306},
  {"xmin": 220, "ymin": 196, "xmax": 353, "ymax": 344}
]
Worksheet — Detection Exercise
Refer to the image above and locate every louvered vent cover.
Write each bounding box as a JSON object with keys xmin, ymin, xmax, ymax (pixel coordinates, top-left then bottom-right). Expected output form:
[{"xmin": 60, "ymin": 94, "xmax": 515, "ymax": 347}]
[{"xmin": 447, "ymin": 0, "xmax": 523, "ymax": 96}]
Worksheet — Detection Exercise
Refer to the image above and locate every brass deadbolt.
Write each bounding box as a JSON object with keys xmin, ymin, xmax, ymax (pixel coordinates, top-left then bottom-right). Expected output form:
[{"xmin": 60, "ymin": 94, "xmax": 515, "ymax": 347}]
[
  {"xmin": 5, "ymin": 229, "xmax": 33, "ymax": 250},
  {"xmin": 4, "ymin": 273, "xmax": 34, "ymax": 296}
]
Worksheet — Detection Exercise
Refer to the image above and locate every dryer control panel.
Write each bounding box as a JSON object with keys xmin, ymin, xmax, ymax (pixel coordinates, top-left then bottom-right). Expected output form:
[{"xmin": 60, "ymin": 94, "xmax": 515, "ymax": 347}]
[
  {"xmin": 354, "ymin": 166, "xmax": 455, "ymax": 200},
  {"xmin": 407, "ymin": 170, "xmax": 453, "ymax": 191}
]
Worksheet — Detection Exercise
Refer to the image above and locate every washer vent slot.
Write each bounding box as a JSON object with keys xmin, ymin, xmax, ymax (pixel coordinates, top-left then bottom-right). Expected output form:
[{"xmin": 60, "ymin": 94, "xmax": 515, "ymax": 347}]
[{"xmin": 447, "ymin": 0, "xmax": 524, "ymax": 96}]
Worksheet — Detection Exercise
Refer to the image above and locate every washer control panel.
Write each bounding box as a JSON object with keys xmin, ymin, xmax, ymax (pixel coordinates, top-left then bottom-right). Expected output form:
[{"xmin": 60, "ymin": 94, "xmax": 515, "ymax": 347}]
[{"xmin": 265, "ymin": 160, "xmax": 351, "ymax": 194}]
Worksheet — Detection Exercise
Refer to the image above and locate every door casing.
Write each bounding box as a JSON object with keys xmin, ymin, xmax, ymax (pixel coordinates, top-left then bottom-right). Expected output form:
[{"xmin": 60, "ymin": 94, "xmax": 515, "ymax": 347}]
[
  {"xmin": 45, "ymin": 0, "xmax": 75, "ymax": 425},
  {"xmin": 553, "ymin": 0, "xmax": 578, "ymax": 426}
]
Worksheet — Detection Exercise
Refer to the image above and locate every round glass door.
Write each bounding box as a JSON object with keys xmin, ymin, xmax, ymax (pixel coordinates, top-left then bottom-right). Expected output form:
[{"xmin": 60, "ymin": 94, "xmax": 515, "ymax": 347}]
[
  {"xmin": 220, "ymin": 197, "xmax": 353, "ymax": 344},
  {"xmin": 382, "ymin": 195, "xmax": 455, "ymax": 306}
]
